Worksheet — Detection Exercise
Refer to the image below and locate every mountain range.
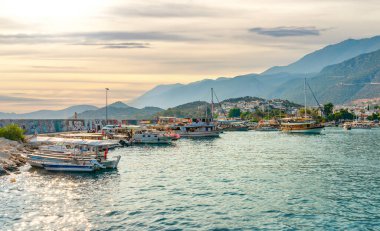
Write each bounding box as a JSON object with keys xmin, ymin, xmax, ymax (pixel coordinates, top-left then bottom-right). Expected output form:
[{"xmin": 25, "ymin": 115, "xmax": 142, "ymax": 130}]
[
  {"xmin": 0, "ymin": 105, "xmax": 98, "ymax": 119},
  {"xmin": 2, "ymin": 35, "xmax": 380, "ymax": 119},
  {"xmin": 0, "ymin": 102, "xmax": 163, "ymax": 120},
  {"xmin": 129, "ymin": 35, "xmax": 380, "ymax": 108}
]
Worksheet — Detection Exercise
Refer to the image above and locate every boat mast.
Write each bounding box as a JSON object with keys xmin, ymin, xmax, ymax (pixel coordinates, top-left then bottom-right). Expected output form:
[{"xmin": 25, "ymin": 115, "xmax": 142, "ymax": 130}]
[
  {"xmin": 211, "ymin": 88, "xmax": 214, "ymax": 122},
  {"xmin": 304, "ymin": 78, "xmax": 307, "ymax": 118}
]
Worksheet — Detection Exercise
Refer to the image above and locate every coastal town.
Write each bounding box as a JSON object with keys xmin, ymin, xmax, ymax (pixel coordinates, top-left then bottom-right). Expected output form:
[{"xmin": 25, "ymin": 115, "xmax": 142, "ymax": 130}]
[{"xmin": 1, "ymin": 93, "xmax": 379, "ymax": 176}]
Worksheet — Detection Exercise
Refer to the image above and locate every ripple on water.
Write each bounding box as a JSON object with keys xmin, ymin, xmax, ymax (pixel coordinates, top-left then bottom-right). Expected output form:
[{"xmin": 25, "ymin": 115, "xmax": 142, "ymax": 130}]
[{"xmin": 0, "ymin": 128, "xmax": 379, "ymax": 230}]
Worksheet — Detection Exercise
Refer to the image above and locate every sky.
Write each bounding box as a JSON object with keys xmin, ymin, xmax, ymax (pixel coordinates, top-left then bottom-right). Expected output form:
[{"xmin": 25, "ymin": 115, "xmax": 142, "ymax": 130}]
[{"xmin": 1, "ymin": 0, "xmax": 380, "ymax": 113}]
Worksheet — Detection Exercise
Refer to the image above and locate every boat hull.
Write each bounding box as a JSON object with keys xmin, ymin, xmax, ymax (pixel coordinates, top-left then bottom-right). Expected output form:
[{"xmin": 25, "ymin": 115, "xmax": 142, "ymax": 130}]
[
  {"xmin": 282, "ymin": 127, "xmax": 324, "ymax": 134},
  {"xmin": 222, "ymin": 127, "xmax": 249, "ymax": 132},
  {"xmin": 179, "ymin": 131, "xmax": 221, "ymax": 138},
  {"xmin": 42, "ymin": 164, "xmax": 95, "ymax": 172},
  {"xmin": 255, "ymin": 127, "xmax": 280, "ymax": 132}
]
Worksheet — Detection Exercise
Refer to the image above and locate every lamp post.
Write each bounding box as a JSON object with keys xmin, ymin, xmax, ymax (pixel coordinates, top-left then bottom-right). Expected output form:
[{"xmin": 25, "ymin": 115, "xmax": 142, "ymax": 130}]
[{"xmin": 105, "ymin": 88, "xmax": 109, "ymax": 124}]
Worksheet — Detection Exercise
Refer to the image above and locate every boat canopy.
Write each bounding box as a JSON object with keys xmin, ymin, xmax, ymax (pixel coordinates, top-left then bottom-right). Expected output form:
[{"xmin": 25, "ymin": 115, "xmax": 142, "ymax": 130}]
[{"xmin": 29, "ymin": 136, "xmax": 120, "ymax": 147}]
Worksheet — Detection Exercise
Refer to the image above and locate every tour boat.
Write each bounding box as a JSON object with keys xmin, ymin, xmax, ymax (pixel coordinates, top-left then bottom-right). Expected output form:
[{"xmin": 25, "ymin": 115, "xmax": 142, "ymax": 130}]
[
  {"xmin": 218, "ymin": 121, "xmax": 249, "ymax": 132},
  {"xmin": 343, "ymin": 122, "xmax": 352, "ymax": 130},
  {"xmin": 132, "ymin": 131, "xmax": 172, "ymax": 144},
  {"xmin": 351, "ymin": 121, "xmax": 372, "ymax": 129},
  {"xmin": 280, "ymin": 78, "xmax": 324, "ymax": 134},
  {"xmin": 281, "ymin": 118, "xmax": 324, "ymax": 134},
  {"xmin": 178, "ymin": 122, "xmax": 221, "ymax": 138},
  {"xmin": 255, "ymin": 120, "xmax": 280, "ymax": 132}
]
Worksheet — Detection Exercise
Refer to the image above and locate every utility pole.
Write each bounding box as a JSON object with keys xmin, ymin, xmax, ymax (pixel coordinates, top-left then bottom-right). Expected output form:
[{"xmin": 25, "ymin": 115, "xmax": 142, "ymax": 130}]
[
  {"xmin": 105, "ymin": 88, "xmax": 109, "ymax": 124},
  {"xmin": 211, "ymin": 88, "xmax": 214, "ymax": 122}
]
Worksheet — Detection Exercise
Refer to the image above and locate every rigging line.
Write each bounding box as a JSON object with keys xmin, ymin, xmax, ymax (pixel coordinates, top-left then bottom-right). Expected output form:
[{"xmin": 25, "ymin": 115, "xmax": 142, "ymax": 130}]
[
  {"xmin": 213, "ymin": 89, "xmax": 228, "ymax": 118},
  {"xmin": 306, "ymin": 80, "xmax": 324, "ymax": 116}
]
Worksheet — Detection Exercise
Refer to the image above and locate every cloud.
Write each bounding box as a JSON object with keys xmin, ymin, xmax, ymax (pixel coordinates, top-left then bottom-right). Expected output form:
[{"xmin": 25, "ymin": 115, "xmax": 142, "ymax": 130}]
[
  {"xmin": 112, "ymin": 3, "xmax": 223, "ymax": 18},
  {"xmin": 72, "ymin": 31, "xmax": 189, "ymax": 41},
  {"xmin": 73, "ymin": 42, "xmax": 150, "ymax": 49},
  {"xmin": 0, "ymin": 95, "xmax": 49, "ymax": 103},
  {"xmin": 0, "ymin": 31, "xmax": 192, "ymax": 45},
  {"xmin": 249, "ymin": 26, "xmax": 322, "ymax": 37}
]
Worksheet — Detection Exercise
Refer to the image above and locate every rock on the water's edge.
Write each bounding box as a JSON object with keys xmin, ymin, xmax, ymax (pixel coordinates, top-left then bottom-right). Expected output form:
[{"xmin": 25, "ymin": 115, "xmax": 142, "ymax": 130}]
[{"xmin": 0, "ymin": 138, "xmax": 28, "ymax": 176}]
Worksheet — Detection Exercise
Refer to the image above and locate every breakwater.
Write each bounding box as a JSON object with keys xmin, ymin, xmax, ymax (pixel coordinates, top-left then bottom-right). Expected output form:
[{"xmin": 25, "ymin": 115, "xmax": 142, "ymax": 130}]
[{"xmin": 0, "ymin": 119, "xmax": 148, "ymax": 135}]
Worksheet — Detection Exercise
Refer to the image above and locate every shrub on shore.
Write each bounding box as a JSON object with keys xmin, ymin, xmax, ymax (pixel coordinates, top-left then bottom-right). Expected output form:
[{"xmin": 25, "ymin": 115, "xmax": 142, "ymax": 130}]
[{"xmin": 0, "ymin": 124, "xmax": 25, "ymax": 142}]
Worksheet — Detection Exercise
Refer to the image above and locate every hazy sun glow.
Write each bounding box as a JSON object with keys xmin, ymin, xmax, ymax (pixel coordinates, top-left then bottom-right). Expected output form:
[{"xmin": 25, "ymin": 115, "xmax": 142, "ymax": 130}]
[
  {"xmin": 1, "ymin": 0, "xmax": 107, "ymax": 20},
  {"xmin": 0, "ymin": 0, "xmax": 380, "ymax": 112}
]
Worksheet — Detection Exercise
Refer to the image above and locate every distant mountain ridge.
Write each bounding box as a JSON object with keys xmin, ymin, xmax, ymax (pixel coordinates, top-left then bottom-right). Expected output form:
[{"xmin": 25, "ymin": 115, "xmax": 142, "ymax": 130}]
[
  {"xmin": 278, "ymin": 49, "xmax": 380, "ymax": 104},
  {"xmin": 129, "ymin": 35, "xmax": 380, "ymax": 108},
  {"xmin": 263, "ymin": 36, "xmax": 380, "ymax": 75},
  {"xmin": 76, "ymin": 101, "xmax": 164, "ymax": 120},
  {"xmin": 0, "ymin": 105, "xmax": 98, "ymax": 119}
]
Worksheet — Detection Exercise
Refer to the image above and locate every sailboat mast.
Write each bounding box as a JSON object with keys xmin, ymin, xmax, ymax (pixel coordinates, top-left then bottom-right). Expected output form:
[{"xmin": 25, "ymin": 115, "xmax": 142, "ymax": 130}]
[
  {"xmin": 211, "ymin": 88, "xmax": 214, "ymax": 121},
  {"xmin": 304, "ymin": 78, "xmax": 307, "ymax": 118}
]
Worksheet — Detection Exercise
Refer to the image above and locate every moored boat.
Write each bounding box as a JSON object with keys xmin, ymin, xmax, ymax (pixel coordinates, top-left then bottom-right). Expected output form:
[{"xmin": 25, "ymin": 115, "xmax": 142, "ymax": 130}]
[
  {"xmin": 27, "ymin": 137, "xmax": 122, "ymax": 171},
  {"xmin": 132, "ymin": 131, "xmax": 172, "ymax": 144},
  {"xmin": 255, "ymin": 120, "xmax": 280, "ymax": 132},
  {"xmin": 178, "ymin": 122, "xmax": 221, "ymax": 138},
  {"xmin": 281, "ymin": 118, "xmax": 324, "ymax": 134}
]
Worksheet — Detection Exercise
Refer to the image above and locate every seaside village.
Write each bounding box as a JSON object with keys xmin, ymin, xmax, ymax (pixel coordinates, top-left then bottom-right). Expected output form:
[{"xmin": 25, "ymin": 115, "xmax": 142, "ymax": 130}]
[{"xmin": 0, "ymin": 94, "xmax": 379, "ymax": 176}]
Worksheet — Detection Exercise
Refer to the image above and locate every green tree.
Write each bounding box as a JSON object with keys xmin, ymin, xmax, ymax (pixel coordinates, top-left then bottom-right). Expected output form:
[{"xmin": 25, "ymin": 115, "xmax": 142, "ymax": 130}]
[
  {"xmin": 228, "ymin": 108, "xmax": 241, "ymax": 118},
  {"xmin": 0, "ymin": 124, "xmax": 25, "ymax": 142},
  {"xmin": 332, "ymin": 109, "xmax": 355, "ymax": 121},
  {"xmin": 240, "ymin": 111, "xmax": 251, "ymax": 120},
  {"xmin": 367, "ymin": 113, "xmax": 379, "ymax": 121},
  {"xmin": 323, "ymin": 102, "xmax": 334, "ymax": 117}
]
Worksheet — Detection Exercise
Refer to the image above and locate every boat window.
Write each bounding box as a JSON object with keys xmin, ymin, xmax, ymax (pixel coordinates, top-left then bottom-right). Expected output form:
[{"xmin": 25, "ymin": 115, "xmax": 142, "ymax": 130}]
[
  {"xmin": 148, "ymin": 135, "xmax": 151, "ymax": 137},
  {"xmin": 154, "ymin": 135, "xmax": 157, "ymax": 137},
  {"xmin": 143, "ymin": 135, "xmax": 145, "ymax": 137}
]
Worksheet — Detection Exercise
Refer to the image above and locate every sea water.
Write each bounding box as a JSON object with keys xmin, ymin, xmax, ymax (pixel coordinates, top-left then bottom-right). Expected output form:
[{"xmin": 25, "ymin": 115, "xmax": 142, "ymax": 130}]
[{"xmin": 1, "ymin": 128, "xmax": 379, "ymax": 230}]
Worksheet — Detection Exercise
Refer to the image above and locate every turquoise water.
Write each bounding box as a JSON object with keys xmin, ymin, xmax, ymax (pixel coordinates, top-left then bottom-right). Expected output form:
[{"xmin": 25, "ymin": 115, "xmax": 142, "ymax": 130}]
[{"xmin": 1, "ymin": 128, "xmax": 380, "ymax": 230}]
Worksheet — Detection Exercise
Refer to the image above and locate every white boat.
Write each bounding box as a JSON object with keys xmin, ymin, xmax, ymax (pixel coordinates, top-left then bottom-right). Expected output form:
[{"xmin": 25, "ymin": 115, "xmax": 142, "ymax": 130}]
[
  {"xmin": 27, "ymin": 137, "xmax": 122, "ymax": 171},
  {"xmin": 178, "ymin": 122, "xmax": 220, "ymax": 138}
]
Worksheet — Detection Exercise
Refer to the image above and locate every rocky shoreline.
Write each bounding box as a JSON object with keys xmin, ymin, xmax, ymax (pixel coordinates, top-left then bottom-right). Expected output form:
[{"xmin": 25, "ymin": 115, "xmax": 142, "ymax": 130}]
[{"xmin": 0, "ymin": 138, "xmax": 28, "ymax": 176}]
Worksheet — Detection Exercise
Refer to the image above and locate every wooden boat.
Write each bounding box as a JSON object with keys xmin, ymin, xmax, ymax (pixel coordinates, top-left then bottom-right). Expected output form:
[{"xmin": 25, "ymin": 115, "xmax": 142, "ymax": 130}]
[
  {"xmin": 281, "ymin": 118, "xmax": 324, "ymax": 134},
  {"xmin": 255, "ymin": 120, "xmax": 280, "ymax": 132},
  {"xmin": 280, "ymin": 78, "xmax": 324, "ymax": 134}
]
